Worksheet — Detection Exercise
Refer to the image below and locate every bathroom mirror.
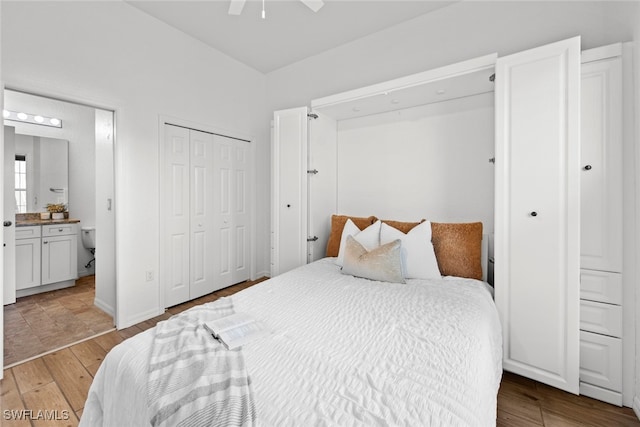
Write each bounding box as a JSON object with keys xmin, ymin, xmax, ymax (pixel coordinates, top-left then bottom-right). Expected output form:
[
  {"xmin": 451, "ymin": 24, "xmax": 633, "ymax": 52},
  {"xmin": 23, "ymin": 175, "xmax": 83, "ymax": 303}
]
[{"xmin": 14, "ymin": 134, "xmax": 69, "ymax": 213}]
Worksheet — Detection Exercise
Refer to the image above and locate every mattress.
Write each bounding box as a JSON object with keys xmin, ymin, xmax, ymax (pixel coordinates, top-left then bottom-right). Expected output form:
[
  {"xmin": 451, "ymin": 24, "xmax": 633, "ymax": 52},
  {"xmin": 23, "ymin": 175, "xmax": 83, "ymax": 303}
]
[{"xmin": 81, "ymin": 258, "xmax": 502, "ymax": 426}]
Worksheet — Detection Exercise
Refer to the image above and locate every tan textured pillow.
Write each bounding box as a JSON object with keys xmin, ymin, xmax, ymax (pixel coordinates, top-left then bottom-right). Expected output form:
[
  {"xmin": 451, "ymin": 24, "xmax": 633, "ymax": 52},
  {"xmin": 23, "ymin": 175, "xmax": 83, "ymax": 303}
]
[
  {"xmin": 431, "ymin": 222, "xmax": 483, "ymax": 280},
  {"xmin": 341, "ymin": 235, "xmax": 405, "ymax": 283},
  {"xmin": 326, "ymin": 215, "xmax": 377, "ymax": 257},
  {"xmin": 381, "ymin": 219, "xmax": 426, "ymax": 234}
]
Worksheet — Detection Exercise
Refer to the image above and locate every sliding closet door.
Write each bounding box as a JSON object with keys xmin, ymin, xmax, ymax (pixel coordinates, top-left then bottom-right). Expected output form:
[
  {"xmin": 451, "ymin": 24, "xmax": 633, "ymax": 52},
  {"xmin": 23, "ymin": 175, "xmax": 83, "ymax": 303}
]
[
  {"xmin": 213, "ymin": 136, "xmax": 250, "ymax": 290},
  {"xmin": 189, "ymin": 130, "xmax": 215, "ymax": 300},
  {"xmin": 164, "ymin": 125, "xmax": 191, "ymax": 307},
  {"xmin": 495, "ymin": 37, "xmax": 581, "ymax": 394}
]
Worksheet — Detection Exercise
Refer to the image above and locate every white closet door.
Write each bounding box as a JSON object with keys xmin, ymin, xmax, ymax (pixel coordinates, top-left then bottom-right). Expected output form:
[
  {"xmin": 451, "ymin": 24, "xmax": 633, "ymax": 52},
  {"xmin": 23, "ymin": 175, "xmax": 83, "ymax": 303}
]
[
  {"xmin": 232, "ymin": 140, "xmax": 250, "ymax": 284},
  {"xmin": 164, "ymin": 125, "xmax": 190, "ymax": 307},
  {"xmin": 580, "ymin": 57, "xmax": 623, "ymax": 272},
  {"xmin": 272, "ymin": 107, "xmax": 308, "ymax": 276},
  {"xmin": 495, "ymin": 37, "xmax": 581, "ymax": 393},
  {"xmin": 189, "ymin": 130, "xmax": 215, "ymax": 299},
  {"xmin": 213, "ymin": 136, "xmax": 251, "ymax": 289}
]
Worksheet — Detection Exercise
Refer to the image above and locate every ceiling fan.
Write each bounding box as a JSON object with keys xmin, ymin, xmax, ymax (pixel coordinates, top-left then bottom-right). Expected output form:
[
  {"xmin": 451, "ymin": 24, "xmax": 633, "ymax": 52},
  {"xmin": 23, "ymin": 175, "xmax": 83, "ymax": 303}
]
[{"xmin": 228, "ymin": 0, "xmax": 324, "ymax": 16}]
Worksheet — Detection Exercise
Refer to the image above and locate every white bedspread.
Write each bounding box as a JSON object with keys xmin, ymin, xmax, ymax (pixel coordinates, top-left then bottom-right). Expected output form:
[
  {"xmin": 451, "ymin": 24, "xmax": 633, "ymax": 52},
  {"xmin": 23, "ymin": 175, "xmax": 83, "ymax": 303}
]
[{"xmin": 81, "ymin": 258, "xmax": 502, "ymax": 427}]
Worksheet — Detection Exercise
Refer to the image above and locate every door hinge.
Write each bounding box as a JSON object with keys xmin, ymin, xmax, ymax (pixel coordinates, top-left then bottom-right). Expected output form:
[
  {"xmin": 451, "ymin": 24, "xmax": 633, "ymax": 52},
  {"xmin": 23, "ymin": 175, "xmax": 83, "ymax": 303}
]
[
  {"xmin": 489, "ymin": 157, "xmax": 495, "ymax": 164},
  {"xmin": 307, "ymin": 169, "xmax": 319, "ymax": 175},
  {"xmin": 307, "ymin": 236, "xmax": 319, "ymax": 242},
  {"xmin": 307, "ymin": 113, "xmax": 318, "ymax": 119}
]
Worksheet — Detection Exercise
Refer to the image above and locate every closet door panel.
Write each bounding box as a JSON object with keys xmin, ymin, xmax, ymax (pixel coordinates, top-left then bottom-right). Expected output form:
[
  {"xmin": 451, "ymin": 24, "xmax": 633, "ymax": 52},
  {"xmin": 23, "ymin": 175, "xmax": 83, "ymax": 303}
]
[
  {"xmin": 580, "ymin": 58, "xmax": 623, "ymax": 272},
  {"xmin": 495, "ymin": 37, "xmax": 580, "ymax": 394},
  {"xmin": 272, "ymin": 107, "xmax": 308, "ymax": 276},
  {"xmin": 189, "ymin": 130, "xmax": 215, "ymax": 299},
  {"xmin": 214, "ymin": 138, "xmax": 233, "ymax": 291},
  {"xmin": 164, "ymin": 125, "xmax": 190, "ymax": 307},
  {"xmin": 233, "ymin": 142, "xmax": 250, "ymax": 284}
]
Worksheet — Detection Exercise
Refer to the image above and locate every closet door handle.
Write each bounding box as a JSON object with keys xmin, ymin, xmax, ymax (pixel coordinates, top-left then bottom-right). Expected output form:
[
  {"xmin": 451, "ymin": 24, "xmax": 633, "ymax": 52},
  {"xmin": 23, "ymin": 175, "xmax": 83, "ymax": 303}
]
[
  {"xmin": 530, "ymin": 211, "xmax": 538, "ymax": 217},
  {"xmin": 584, "ymin": 165, "xmax": 592, "ymax": 171}
]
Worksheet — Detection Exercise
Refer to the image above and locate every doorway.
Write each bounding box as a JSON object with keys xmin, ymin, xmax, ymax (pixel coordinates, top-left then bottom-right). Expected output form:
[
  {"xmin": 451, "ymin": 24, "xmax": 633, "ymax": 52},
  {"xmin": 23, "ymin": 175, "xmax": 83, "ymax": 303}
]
[{"xmin": 2, "ymin": 89, "xmax": 116, "ymax": 367}]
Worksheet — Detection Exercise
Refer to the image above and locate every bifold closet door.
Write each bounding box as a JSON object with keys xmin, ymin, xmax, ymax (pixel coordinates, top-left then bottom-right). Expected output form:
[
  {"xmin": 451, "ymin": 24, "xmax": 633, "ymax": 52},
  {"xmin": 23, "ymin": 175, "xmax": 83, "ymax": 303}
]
[
  {"xmin": 213, "ymin": 135, "xmax": 250, "ymax": 289},
  {"xmin": 164, "ymin": 125, "xmax": 216, "ymax": 306},
  {"xmin": 495, "ymin": 37, "xmax": 581, "ymax": 394}
]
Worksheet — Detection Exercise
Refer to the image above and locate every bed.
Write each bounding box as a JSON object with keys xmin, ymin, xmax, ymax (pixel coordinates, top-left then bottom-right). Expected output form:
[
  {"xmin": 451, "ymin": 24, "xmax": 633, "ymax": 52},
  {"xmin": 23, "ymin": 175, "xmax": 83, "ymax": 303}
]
[{"xmin": 80, "ymin": 218, "xmax": 502, "ymax": 426}]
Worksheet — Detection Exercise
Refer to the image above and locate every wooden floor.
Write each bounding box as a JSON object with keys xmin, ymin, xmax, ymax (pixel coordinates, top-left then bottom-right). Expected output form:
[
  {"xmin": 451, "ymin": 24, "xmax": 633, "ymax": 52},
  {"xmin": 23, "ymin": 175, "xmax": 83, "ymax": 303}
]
[
  {"xmin": 1, "ymin": 276, "xmax": 638, "ymax": 427},
  {"xmin": 499, "ymin": 371, "xmax": 640, "ymax": 426},
  {"xmin": 4, "ymin": 276, "xmax": 114, "ymax": 368}
]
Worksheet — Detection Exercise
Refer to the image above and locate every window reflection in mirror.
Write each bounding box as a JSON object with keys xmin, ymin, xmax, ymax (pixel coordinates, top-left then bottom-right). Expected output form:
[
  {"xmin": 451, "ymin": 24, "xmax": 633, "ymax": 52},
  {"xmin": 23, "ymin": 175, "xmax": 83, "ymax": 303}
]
[{"xmin": 13, "ymin": 135, "xmax": 69, "ymax": 213}]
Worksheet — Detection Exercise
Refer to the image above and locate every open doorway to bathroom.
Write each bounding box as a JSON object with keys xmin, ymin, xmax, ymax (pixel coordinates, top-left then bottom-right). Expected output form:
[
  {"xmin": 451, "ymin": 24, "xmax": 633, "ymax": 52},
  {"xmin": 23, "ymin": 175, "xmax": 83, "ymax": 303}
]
[{"xmin": 2, "ymin": 89, "xmax": 116, "ymax": 367}]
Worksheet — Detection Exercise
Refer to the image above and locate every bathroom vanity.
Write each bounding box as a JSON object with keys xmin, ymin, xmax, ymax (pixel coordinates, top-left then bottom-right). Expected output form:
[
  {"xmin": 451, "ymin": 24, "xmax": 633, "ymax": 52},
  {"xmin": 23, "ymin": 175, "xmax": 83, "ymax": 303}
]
[{"xmin": 15, "ymin": 217, "xmax": 79, "ymax": 297}]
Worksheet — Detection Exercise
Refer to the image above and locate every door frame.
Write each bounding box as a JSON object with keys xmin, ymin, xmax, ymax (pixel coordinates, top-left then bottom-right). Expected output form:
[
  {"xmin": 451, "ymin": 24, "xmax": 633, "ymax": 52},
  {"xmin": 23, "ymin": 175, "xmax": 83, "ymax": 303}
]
[
  {"xmin": 158, "ymin": 115, "xmax": 256, "ymax": 310},
  {"xmin": 1, "ymin": 84, "xmax": 119, "ymax": 373}
]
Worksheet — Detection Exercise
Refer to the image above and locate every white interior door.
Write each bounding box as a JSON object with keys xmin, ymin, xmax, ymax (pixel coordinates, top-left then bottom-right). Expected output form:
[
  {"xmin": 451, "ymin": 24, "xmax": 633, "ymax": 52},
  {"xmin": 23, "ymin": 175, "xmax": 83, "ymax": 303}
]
[
  {"xmin": 189, "ymin": 130, "xmax": 215, "ymax": 299},
  {"xmin": 213, "ymin": 135, "xmax": 250, "ymax": 289},
  {"xmin": 272, "ymin": 107, "xmax": 308, "ymax": 276},
  {"xmin": 231, "ymin": 139, "xmax": 250, "ymax": 284},
  {"xmin": 495, "ymin": 37, "xmax": 581, "ymax": 394},
  {"xmin": 163, "ymin": 124, "xmax": 190, "ymax": 307},
  {"xmin": 3, "ymin": 126, "xmax": 16, "ymax": 305}
]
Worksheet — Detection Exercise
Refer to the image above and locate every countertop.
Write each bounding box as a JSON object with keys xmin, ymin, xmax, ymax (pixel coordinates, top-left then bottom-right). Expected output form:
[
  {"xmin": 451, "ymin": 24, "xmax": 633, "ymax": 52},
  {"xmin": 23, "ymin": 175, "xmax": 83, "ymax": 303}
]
[{"xmin": 16, "ymin": 218, "xmax": 80, "ymax": 227}]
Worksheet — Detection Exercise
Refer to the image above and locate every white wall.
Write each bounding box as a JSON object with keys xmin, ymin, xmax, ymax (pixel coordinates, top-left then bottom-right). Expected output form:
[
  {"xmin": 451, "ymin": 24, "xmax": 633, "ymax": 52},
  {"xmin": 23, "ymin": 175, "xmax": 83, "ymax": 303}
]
[
  {"xmin": 2, "ymin": 1, "xmax": 268, "ymax": 327},
  {"xmin": 5, "ymin": 91, "xmax": 98, "ymax": 277},
  {"xmin": 267, "ymin": 2, "xmax": 637, "ymax": 113},
  {"xmin": 634, "ymin": 3, "xmax": 640, "ymax": 419},
  {"xmin": 336, "ymin": 93, "xmax": 494, "ymax": 231}
]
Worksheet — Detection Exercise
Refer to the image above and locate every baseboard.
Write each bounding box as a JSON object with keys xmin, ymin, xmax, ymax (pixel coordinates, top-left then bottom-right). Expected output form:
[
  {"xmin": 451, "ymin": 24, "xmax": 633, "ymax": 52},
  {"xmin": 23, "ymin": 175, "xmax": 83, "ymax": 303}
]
[
  {"xmin": 93, "ymin": 297, "xmax": 115, "ymax": 317},
  {"xmin": 120, "ymin": 308, "xmax": 164, "ymax": 330},
  {"xmin": 254, "ymin": 270, "xmax": 270, "ymax": 280},
  {"xmin": 633, "ymin": 396, "xmax": 640, "ymax": 421}
]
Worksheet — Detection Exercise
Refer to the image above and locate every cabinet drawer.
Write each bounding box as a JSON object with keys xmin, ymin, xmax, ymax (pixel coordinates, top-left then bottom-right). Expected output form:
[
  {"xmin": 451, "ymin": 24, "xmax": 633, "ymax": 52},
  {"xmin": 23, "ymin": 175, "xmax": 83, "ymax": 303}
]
[
  {"xmin": 580, "ymin": 269, "xmax": 622, "ymax": 304},
  {"xmin": 16, "ymin": 226, "xmax": 41, "ymax": 240},
  {"xmin": 580, "ymin": 300, "xmax": 622, "ymax": 337},
  {"xmin": 42, "ymin": 223, "xmax": 77, "ymax": 237},
  {"xmin": 579, "ymin": 331, "xmax": 622, "ymax": 392}
]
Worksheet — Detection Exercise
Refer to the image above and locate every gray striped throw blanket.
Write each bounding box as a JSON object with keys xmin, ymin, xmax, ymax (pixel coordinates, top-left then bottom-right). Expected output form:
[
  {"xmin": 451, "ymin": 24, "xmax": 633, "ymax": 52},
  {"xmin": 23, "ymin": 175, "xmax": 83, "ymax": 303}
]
[{"xmin": 147, "ymin": 297, "xmax": 256, "ymax": 427}]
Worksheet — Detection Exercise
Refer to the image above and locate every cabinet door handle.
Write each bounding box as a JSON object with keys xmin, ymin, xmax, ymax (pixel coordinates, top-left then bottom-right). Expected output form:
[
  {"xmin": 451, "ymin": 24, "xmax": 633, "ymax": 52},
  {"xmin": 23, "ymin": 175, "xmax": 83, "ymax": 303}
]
[
  {"xmin": 584, "ymin": 165, "xmax": 592, "ymax": 171},
  {"xmin": 530, "ymin": 211, "xmax": 538, "ymax": 217},
  {"xmin": 43, "ymin": 241, "xmax": 48, "ymax": 244}
]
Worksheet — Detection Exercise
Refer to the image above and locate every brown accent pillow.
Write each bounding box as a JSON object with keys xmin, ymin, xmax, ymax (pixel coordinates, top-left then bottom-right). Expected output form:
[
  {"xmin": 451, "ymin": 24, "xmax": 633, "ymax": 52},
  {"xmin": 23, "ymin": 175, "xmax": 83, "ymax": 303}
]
[
  {"xmin": 326, "ymin": 215, "xmax": 377, "ymax": 257},
  {"xmin": 431, "ymin": 222, "xmax": 483, "ymax": 280},
  {"xmin": 381, "ymin": 219, "xmax": 426, "ymax": 234}
]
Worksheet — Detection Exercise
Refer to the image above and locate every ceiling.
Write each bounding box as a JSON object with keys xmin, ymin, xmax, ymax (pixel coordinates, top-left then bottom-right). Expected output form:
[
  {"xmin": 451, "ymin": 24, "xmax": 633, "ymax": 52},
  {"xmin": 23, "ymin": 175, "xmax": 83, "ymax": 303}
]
[{"xmin": 126, "ymin": 0, "xmax": 458, "ymax": 73}]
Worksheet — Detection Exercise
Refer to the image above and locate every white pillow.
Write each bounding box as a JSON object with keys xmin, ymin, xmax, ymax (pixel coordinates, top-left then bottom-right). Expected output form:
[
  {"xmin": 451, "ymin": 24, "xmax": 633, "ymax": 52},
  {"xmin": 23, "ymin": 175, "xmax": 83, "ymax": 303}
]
[
  {"xmin": 341, "ymin": 236, "xmax": 405, "ymax": 284},
  {"xmin": 380, "ymin": 221, "xmax": 441, "ymax": 280},
  {"xmin": 336, "ymin": 219, "xmax": 381, "ymax": 266}
]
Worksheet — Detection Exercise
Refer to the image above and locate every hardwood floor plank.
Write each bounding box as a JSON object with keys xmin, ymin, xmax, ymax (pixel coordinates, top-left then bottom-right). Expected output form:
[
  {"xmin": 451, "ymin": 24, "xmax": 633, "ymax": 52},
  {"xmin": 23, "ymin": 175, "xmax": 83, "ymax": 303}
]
[
  {"xmin": 11, "ymin": 359, "xmax": 54, "ymax": 394},
  {"xmin": 92, "ymin": 330, "xmax": 124, "ymax": 353},
  {"xmin": 42, "ymin": 349, "xmax": 93, "ymax": 412},
  {"xmin": 497, "ymin": 409, "xmax": 544, "ymax": 427},
  {"xmin": 22, "ymin": 382, "xmax": 78, "ymax": 427},
  {"xmin": 69, "ymin": 341, "xmax": 106, "ymax": 370},
  {"xmin": 0, "ymin": 370, "xmax": 32, "ymax": 427}
]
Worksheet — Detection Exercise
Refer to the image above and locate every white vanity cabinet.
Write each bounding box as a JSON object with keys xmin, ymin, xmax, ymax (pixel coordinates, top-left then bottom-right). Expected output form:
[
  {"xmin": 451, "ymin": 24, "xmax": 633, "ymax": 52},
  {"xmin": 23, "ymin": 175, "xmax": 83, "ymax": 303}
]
[
  {"xmin": 41, "ymin": 224, "xmax": 78, "ymax": 285},
  {"xmin": 15, "ymin": 226, "xmax": 42, "ymax": 290},
  {"xmin": 15, "ymin": 222, "xmax": 79, "ymax": 297}
]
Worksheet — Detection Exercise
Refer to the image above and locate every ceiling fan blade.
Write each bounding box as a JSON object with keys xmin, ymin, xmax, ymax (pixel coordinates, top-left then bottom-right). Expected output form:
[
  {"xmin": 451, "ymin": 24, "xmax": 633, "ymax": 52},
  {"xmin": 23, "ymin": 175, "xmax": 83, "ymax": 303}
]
[
  {"xmin": 228, "ymin": 0, "xmax": 247, "ymax": 15},
  {"xmin": 300, "ymin": 0, "xmax": 324, "ymax": 13}
]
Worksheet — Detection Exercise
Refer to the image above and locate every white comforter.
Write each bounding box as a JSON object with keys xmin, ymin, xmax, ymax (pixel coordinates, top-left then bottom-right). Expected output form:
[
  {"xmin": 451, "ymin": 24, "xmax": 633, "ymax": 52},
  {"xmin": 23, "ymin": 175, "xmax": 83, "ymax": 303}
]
[{"xmin": 81, "ymin": 258, "xmax": 502, "ymax": 427}]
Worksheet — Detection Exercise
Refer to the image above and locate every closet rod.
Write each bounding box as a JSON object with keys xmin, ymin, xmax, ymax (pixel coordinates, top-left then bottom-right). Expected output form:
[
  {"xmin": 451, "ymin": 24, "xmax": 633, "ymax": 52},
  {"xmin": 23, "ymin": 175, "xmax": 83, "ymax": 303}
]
[{"xmin": 166, "ymin": 122, "xmax": 251, "ymax": 143}]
